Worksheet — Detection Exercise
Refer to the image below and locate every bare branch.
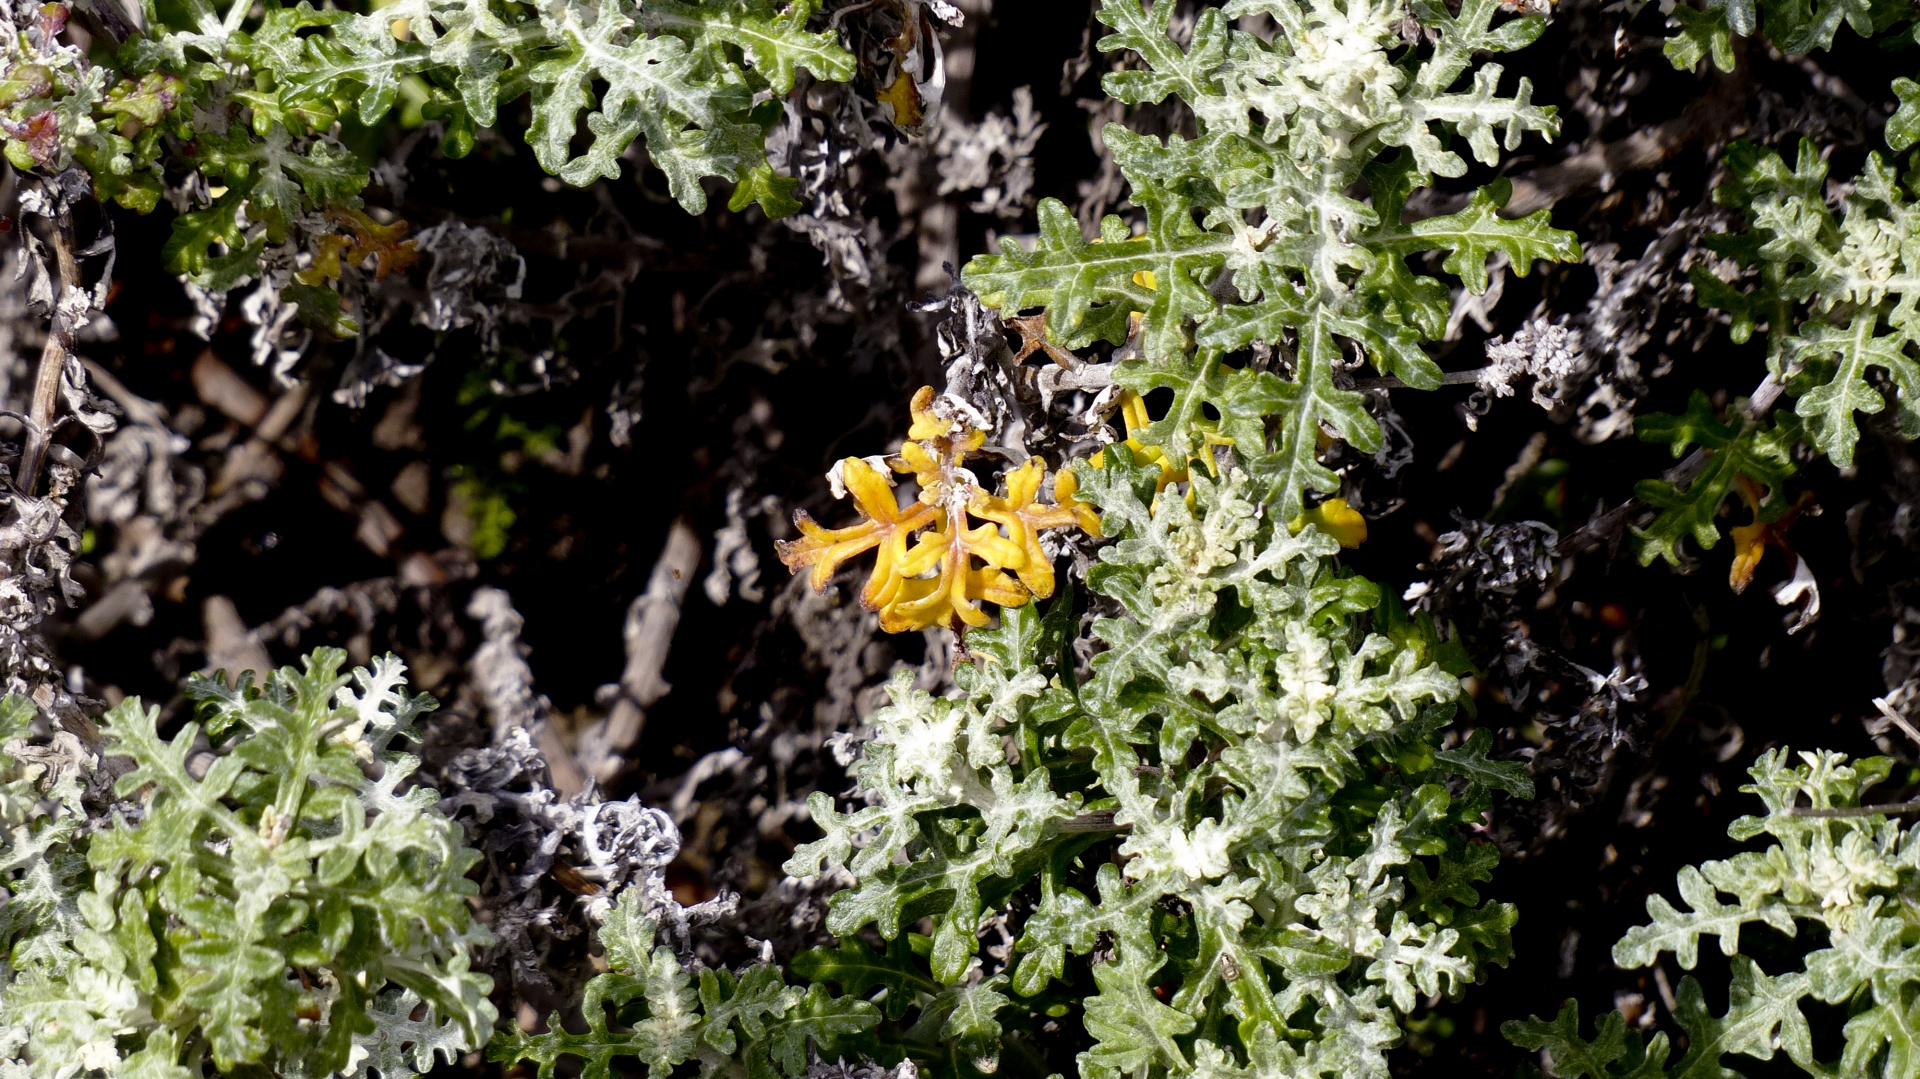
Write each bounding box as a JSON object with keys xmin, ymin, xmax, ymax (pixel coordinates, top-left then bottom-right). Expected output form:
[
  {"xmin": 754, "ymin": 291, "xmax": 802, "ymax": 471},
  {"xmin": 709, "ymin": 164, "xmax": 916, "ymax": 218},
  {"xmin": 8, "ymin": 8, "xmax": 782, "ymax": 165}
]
[
  {"xmin": 18, "ymin": 211, "xmax": 78, "ymax": 496},
  {"xmin": 577, "ymin": 517, "xmax": 703, "ymax": 785}
]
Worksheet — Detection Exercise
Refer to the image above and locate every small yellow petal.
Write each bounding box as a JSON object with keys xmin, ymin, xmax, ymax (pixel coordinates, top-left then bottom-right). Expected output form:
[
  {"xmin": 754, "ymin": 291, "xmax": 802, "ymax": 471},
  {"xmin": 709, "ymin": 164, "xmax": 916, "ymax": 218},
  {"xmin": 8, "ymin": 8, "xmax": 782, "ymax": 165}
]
[
  {"xmin": 1289, "ymin": 498, "xmax": 1367, "ymax": 548},
  {"xmin": 1119, "ymin": 390, "xmax": 1151, "ymax": 435},
  {"xmin": 905, "ymin": 385, "xmax": 949, "ymax": 441},
  {"xmin": 1729, "ymin": 521, "xmax": 1767, "ymax": 593}
]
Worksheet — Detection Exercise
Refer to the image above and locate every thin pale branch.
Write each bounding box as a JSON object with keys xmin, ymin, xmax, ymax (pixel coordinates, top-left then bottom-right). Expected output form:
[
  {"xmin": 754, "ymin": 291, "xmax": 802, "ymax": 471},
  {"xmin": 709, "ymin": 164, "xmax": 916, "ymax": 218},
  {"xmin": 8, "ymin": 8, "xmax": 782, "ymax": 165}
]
[
  {"xmin": 18, "ymin": 209, "xmax": 79, "ymax": 496},
  {"xmin": 1784, "ymin": 799, "xmax": 1920, "ymax": 819}
]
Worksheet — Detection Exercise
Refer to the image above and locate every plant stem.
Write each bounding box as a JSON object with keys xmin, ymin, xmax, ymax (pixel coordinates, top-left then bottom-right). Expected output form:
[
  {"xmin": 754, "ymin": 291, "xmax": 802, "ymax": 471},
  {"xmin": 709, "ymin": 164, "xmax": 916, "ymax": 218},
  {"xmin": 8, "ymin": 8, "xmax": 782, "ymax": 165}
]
[
  {"xmin": 1352, "ymin": 368, "xmax": 1492, "ymax": 391},
  {"xmin": 1784, "ymin": 799, "xmax": 1920, "ymax": 819},
  {"xmin": 1055, "ymin": 810, "xmax": 1121, "ymax": 833}
]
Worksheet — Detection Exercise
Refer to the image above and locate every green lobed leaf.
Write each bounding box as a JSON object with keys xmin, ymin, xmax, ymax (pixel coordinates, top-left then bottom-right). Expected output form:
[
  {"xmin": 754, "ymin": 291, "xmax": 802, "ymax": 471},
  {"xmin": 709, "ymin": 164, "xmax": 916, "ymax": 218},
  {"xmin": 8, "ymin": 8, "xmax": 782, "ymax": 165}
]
[
  {"xmin": 0, "ymin": 0, "xmax": 855, "ymax": 344},
  {"xmin": 1631, "ymin": 392, "xmax": 1802, "ymax": 567},
  {"xmin": 1503, "ymin": 1001, "xmax": 1653, "ymax": 1079},
  {"xmin": 1514, "ymin": 747, "xmax": 1920, "ymax": 1078},
  {"xmin": 964, "ymin": 0, "xmax": 1574, "ymax": 520},
  {"xmin": 1663, "ymin": 0, "xmax": 1877, "ymax": 71},
  {"xmin": 1679, "ymin": 135, "xmax": 1920, "ymax": 509},
  {"xmin": 4, "ymin": 651, "xmax": 492, "ymax": 1078}
]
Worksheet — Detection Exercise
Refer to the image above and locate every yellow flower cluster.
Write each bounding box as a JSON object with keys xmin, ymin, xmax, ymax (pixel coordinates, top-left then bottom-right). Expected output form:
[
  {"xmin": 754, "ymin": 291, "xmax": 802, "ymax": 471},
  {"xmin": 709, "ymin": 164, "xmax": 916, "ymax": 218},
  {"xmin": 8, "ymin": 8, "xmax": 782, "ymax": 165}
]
[{"xmin": 777, "ymin": 387, "xmax": 1101, "ymax": 633}]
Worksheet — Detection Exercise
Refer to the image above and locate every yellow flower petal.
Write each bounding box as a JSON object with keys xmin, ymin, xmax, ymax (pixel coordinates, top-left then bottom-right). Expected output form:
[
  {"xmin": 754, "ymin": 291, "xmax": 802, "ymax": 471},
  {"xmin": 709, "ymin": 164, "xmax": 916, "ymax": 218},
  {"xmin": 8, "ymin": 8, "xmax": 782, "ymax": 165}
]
[{"xmin": 1289, "ymin": 498, "xmax": 1367, "ymax": 548}]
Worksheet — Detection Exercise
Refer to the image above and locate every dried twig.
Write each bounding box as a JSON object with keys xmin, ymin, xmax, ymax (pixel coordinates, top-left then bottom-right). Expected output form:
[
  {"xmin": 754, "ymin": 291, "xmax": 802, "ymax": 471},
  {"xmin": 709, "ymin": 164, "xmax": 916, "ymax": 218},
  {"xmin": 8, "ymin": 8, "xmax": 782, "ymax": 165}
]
[
  {"xmin": 577, "ymin": 518, "xmax": 702, "ymax": 784},
  {"xmin": 1353, "ymin": 368, "xmax": 1490, "ymax": 391},
  {"xmin": 1873, "ymin": 695, "xmax": 1920, "ymax": 750},
  {"xmin": 18, "ymin": 210, "xmax": 78, "ymax": 496},
  {"xmin": 468, "ymin": 586, "xmax": 587, "ymax": 796}
]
